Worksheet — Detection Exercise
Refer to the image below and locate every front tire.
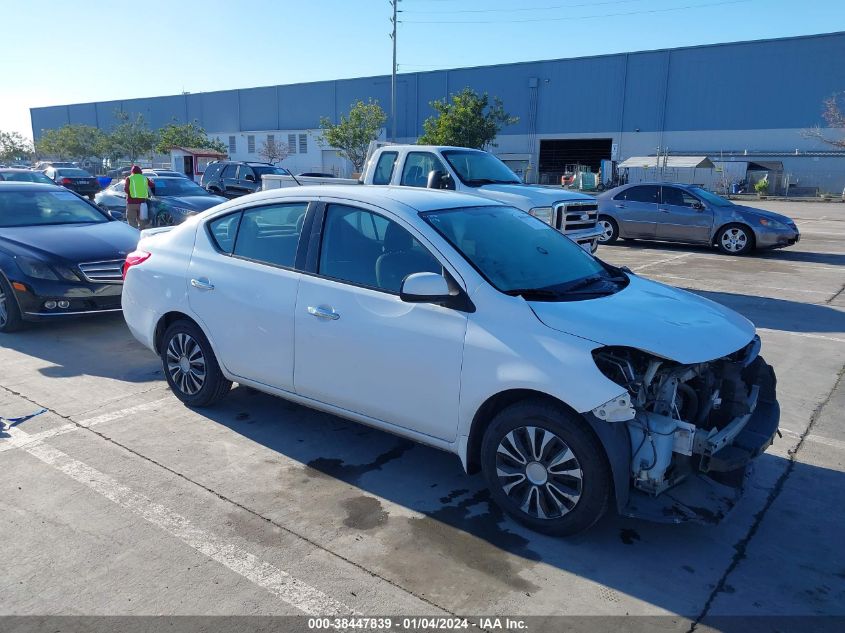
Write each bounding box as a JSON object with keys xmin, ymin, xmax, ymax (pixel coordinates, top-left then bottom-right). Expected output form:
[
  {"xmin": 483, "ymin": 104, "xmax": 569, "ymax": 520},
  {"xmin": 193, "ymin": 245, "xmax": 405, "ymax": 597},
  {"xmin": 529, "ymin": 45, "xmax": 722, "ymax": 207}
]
[
  {"xmin": 597, "ymin": 216, "xmax": 619, "ymax": 244},
  {"xmin": 481, "ymin": 399, "xmax": 611, "ymax": 536},
  {"xmin": 716, "ymin": 223, "xmax": 754, "ymax": 255},
  {"xmin": 161, "ymin": 320, "xmax": 231, "ymax": 407},
  {"xmin": 0, "ymin": 276, "xmax": 24, "ymax": 333}
]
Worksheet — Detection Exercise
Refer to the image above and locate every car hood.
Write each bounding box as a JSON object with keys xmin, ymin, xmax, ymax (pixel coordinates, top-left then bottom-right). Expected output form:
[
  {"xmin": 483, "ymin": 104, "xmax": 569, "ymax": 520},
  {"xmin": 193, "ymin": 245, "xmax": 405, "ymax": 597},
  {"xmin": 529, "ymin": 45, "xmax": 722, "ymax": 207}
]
[
  {"xmin": 528, "ymin": 274, "xmax": 755, "ymax": 364},
  {"xmin": 0, "ymin": 221, "xmax": 139, "ymax": 263},
  {"xmin": 475, "ymin": 183, "xmax": 594, "ymax": 210},
  {"xmin": 731, "ymin": 205, "xmax": 795, "ymax": 225},
  {"xmin": 162, "ymin": 194, "xmax": 226, "ymax": 211}
]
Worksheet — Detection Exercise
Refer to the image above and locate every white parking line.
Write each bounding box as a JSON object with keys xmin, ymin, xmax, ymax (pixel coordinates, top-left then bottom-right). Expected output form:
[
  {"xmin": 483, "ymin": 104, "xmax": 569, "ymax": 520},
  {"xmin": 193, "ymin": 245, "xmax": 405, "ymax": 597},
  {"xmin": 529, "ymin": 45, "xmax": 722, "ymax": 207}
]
[
  {"xmin": 756, "ymin": 328, "xmax": 845, "ymax": 344},
  {"xmin": 779, "ymin": 427, "xmax": 845, "ymax": 451},
  {"xmin": 0, "ymin": 397, "xmax": 172, "ymax": 454},
  {"xmin": 7, "ymin": 423, "xmax": 354, "ymax": 616},
  {"xmin": 631, "ymin": 252, "xmax": 693, "ymax": 272}
]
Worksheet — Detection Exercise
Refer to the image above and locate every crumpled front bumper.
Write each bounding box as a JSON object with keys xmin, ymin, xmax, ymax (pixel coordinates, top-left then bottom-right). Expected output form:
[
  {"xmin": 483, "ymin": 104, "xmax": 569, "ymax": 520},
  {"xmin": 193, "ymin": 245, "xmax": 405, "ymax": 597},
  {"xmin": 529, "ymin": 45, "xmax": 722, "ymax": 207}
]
[{"xmin": 623, "ymin": 357, "xmax": 780, "ymax": 524}]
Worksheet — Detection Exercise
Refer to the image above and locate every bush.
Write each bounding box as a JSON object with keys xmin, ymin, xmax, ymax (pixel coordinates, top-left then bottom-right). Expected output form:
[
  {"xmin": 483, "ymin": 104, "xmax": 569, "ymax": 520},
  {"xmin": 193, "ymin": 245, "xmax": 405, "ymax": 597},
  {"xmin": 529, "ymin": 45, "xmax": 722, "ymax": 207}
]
[{"xmin": 754, "ymin": 179, "xmax": 769, "ymax": 193}]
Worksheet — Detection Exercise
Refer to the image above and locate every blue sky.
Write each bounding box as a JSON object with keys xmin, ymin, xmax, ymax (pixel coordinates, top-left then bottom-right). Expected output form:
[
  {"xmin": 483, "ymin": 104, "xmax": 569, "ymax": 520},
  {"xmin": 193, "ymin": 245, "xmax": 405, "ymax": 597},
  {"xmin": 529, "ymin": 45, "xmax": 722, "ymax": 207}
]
[{"xmin": 2, "ymin": 0, "xmax": 843, "ymax": 138}]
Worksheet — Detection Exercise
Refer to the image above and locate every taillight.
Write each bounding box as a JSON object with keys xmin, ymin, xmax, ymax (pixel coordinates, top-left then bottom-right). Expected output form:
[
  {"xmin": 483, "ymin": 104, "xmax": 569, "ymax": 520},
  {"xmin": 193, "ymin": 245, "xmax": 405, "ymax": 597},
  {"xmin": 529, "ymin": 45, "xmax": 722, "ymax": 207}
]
[
  {"xmin": 61, "ymin": 177, "xmax": 72, "ymax": 185},
  {"xmin": 123, "ymin": 250, "xmax": 151, "ymax": 279}
]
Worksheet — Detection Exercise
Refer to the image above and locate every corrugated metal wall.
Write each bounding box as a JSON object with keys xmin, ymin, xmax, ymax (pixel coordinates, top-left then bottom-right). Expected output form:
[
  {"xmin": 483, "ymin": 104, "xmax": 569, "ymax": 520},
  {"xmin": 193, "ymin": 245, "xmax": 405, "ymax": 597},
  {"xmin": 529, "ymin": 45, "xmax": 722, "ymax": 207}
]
[{"xmin": 30, "ymin": 32, "xmax": 845, "ymax": 140}]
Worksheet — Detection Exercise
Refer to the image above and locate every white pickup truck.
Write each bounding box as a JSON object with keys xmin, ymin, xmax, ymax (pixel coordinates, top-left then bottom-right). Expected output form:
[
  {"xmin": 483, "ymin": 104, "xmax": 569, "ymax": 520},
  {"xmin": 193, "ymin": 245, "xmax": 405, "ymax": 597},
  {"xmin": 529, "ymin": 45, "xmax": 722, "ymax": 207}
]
[{"xmin": 262, "ymin": 145, "xmax": 604, "ymax": 252}]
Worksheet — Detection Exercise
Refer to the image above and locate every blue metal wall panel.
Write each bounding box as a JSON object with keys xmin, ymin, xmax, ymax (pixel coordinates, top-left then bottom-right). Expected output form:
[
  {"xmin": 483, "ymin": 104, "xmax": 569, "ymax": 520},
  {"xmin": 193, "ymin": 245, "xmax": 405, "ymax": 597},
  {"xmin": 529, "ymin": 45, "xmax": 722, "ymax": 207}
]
[
  {"xmin": 95, "ymin": 101, "xmax": 125, "ymax": 131},
  {"xmin": 277, "ymin": 81, "xmax": 335, "ymax": 129},
  {"xmin": 239, "ymin": 87, "xmax": 278, "ymax": 130},
  {"xmin": 621, "ymin": 51, "xmax": 669, "ymax": 133},
  {"xmin": 30, "ymin": 33, "xmax": 845, "ymax": 140}
]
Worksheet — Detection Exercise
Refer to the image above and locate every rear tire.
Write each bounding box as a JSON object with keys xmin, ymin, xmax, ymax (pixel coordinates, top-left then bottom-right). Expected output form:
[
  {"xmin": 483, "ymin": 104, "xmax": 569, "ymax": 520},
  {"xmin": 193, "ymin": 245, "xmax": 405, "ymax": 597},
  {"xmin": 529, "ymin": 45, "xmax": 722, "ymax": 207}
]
[
  {"xmin": 481, "ymin": 399, "xmax": 611, "ymax": 536},
  {"xmin": 161, "ymin": 320, "xmax": 231, "ymax": 407},
  {"xmin": 0, "ymin": 276, "xmax": 24, "ymax": 333},
  {"xmin": 597, "ymin": 216, "xmax": 619, "ymax": 244}
]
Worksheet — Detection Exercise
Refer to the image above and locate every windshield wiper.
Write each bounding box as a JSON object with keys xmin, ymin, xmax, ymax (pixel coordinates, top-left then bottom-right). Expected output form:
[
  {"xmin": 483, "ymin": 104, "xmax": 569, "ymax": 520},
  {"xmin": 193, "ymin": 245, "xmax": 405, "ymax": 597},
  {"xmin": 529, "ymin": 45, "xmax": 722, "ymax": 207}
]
[
  {"xmin": 503, "ymin": 288, "xmax": 562, "ymax": 299},
  {"xmin": 465, "ymin": 178, "xmax": 520, "ymax": 186}
]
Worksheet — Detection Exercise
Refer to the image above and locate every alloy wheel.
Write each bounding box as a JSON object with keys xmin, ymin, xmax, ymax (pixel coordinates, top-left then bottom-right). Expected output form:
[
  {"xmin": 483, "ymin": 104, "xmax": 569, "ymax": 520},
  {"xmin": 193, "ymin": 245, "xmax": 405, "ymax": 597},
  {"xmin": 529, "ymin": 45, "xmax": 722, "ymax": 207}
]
[
  {"xmin": 166, "ymin": 333, "xmax": 206, "ymax": 395},
  {"xmin": 495, "ymin": 426, "xmax": 583, "ymax": 519},
  {"xmin": 720, "ymin": 227, "xmax": 748, "ymax": 253},
  {"xmin": 598, "ymin": 219, "xmax": 615, "ymax": 242}
]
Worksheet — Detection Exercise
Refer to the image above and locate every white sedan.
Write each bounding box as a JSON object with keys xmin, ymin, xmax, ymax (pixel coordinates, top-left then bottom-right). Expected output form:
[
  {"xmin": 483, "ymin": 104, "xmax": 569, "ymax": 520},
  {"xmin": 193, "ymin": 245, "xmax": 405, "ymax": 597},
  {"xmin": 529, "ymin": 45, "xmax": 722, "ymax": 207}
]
[{"xmin": 123, "ymin": 186, "xmax": 780, "ymax": 535}]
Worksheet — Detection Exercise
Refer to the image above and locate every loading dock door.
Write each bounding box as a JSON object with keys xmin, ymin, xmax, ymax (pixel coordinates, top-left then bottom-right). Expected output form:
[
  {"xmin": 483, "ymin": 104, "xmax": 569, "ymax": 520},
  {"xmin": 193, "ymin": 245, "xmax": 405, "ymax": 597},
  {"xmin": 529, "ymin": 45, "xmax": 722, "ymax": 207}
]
[{"xmin": 539, "ymin": 138, "xmax": 612, "ymax": 184}]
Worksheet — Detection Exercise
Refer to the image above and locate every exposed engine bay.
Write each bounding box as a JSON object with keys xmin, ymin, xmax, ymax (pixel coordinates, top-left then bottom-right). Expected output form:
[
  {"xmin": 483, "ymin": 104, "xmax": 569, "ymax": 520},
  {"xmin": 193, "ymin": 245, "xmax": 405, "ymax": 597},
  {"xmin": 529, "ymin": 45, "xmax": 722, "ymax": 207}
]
[{"xmin": 592, "ymin": 336, "xmax": 778, "ymax": 496}]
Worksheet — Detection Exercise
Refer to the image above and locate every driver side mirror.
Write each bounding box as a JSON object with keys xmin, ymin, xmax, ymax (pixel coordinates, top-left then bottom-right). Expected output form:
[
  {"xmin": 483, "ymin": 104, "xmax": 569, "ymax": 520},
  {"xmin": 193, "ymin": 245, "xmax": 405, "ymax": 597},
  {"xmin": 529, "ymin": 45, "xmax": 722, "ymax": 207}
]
[
  {"xmin": 692, "ymin": 201, "xmax": 705, "ymax": 211},
  {"xmin": 244, "ymin": 174, "xmax": 256, "ymax": 183},
  {"xmin": 426, "ymin": 170, "xmax": 454, "ymax": 190}
]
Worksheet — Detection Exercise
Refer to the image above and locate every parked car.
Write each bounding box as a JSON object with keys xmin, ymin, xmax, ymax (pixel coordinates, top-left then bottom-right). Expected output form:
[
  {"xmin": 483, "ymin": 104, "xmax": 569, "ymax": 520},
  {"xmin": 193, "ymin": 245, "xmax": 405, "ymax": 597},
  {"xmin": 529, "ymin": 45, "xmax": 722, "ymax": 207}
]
[
  {"xmin": 106, "ymin": 166, "xmax": 133, "ymax": 179},
  {"xmin": 0, "ymin": 182, "xmax": 139, "ymax": 332},
  {"xmin": 95, "ymin": 176, "xmax": 226, "ymax": 225},
  {"xmin": 0, "ymin": 168, "xmax": 55, "ymax": 185},
  {"xmin": 298, "ymin": 172, "xmax": 334, "ymax": 178},
  {"xmin": 596, "ymin": 183, "xmax": 800, "ymax": 255},
  {"xmin": 143, "ymin": 169, "xmax": 188, "ymax": 179},
  {"xmin": 44, "ymin": 166, "xmax": 100, "ymax": 199},
  {"xmin": 201, "ymin": 161, "xmax": 288, "ymax": 198},
  {"xmin": 122, "ymin": 185, "xmax": 779, "ymax": 536},
  {"xmin": 264, "ymin": 145, "xmax": 604, "ymax": 253}
]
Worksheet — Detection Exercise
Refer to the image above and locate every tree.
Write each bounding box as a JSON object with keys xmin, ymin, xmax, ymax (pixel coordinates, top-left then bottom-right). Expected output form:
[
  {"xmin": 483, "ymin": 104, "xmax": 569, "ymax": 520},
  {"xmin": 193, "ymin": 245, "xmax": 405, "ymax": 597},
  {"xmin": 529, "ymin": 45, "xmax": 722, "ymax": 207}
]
[
  {"xmin": 108, "ymin": 112, "xmax": 158, "ymax": 163},
  {"xmin": 0, "ymin": 131, "xmax": 33, "ymax": 162},
  {"xmin": 803, "ymin": 92, "xmax": 845, "ymax": 148},
  {"xmin": 319, "ymin": 99, "xmax": 387, "ymax": 173},
  {"xmin": 36, "ymin": 124, "xmax": 104, "ymax": 160},
  {"xmin": 418, "ymin": 87, "xmax": 518, "ymax": 149},
  {"xmin": 155, "ymin": 120, "xmax": 226, "ymax": 154},
  {"xmin": 258, "ymin": 137, "xmax": 290, "ymax": 164}
]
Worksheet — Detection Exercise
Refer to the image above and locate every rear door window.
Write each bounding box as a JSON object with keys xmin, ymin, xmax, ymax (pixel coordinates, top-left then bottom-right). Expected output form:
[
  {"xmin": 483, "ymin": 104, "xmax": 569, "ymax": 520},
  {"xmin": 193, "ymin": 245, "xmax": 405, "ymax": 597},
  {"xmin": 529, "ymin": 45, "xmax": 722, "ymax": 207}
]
[
  {"xmin": 221, "ymin": 164, "xmax": 238, "ymax": 179},
  {"xmin": 232, "ymin": 202, "xmax": 308, "ymax": 268},
  {"xmin": 617, "ymin": 185, "xmax": 660, "ymax": 203},
  {"xmin": 372, "ymin": 151, "xmax": 398, "ymax": 185}
]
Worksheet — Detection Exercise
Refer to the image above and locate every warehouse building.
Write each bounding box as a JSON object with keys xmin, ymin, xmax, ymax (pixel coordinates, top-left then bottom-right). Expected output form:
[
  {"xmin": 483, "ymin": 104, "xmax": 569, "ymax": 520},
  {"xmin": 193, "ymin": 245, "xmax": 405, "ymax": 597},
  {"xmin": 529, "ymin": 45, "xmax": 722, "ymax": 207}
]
[{"xmin": 30, "ymin": 31, "xmax": 845, "ymax": 193}]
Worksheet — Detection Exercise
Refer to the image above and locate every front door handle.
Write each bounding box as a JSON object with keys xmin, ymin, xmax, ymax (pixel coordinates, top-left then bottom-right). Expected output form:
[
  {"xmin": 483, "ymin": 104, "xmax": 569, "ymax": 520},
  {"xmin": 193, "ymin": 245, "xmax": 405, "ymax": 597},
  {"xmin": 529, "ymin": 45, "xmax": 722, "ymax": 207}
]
[
  {"xmin": 658, "ymin": 207, "xmax": 670, "ymax": 213},
  {"xmin": 615, "ymin": 204, "xmax": 626, "ymax": 209},
  {"xmin": 190, "ymin": 278, "xmax": 215, "ymax": 291},
  {"xmin": 307, "ymin": 306, "xmax": 340, "ymax": 320}
]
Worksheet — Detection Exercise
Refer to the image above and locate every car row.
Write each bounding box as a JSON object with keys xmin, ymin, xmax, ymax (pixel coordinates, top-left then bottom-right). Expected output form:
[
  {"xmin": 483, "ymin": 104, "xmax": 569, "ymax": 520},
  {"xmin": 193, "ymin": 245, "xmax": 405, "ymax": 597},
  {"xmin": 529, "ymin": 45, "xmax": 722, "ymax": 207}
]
[{"xmin": 95, "ymin": 176, "xmax": 225, "ymax": 225}]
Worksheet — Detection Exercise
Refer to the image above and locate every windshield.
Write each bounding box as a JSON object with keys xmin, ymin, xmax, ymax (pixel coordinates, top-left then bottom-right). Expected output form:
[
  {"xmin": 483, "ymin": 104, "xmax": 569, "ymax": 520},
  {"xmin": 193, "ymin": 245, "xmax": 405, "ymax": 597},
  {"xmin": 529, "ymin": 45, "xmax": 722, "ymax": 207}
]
[
  {"xmin": 253, "ymin": 166, "xmax": 288, "ymax": 177},
  {"xmin": 442, "ymin": 150, "xmax": 521, "ymax": 186},
  {"xmin": 690, "ymin": 187, "xmax": 733, "ymax": 207},
  {"xmin": 1, "ymin": 171, "xmax": 54, "ymax": 184},
  {"xmin": 423, "ymin": 205, "xmax": 624, "ymax": 299},
  {"xmin": 150, "ymin": 178, "xmax": 207, "ymax": 196},
  {"xmin": 56, "ymin": 168, "xmax": 93, "ymax": 177},
  {"xmin": 0, "ymin": 189, "xmax": 108, "ymax": 227}
]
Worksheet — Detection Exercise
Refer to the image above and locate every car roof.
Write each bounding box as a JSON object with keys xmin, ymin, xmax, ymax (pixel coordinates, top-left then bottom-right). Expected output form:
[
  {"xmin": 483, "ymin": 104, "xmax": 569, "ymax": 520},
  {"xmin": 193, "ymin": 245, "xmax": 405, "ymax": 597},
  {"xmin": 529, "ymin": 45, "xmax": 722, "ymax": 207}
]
[
  {"xmin": 0, "ymin": 168, "xmax": 38, "ymax": 173},
  {"xmin": 225, "ymin": 185, "xmax": 502, "ymax": 215},
  {"xmin": 0, "ymin": 182, "xmax": 63, "ymax": 191}
]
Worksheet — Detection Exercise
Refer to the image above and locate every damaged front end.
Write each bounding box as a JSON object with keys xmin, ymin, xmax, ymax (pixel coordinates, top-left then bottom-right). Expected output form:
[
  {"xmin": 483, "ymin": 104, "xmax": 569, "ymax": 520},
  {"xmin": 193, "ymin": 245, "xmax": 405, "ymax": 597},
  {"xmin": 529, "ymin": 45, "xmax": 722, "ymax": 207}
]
[{"xmin": 591, "ymin": 336, "xmax": 780, "ymax": 524}]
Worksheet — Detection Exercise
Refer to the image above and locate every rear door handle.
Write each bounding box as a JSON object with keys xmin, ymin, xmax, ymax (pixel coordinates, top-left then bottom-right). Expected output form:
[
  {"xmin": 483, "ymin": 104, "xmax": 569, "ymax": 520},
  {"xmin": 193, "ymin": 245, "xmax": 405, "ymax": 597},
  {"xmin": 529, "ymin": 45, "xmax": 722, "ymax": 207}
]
[
  {"xmin": 658, "ymin": 207, "xmax": 670, "ymax": 213},
  {"xmin": 307, "ymin": 306, "xmax": 340, "ymax": 320},
  {"xmin": 190, "ymin": 278, "xmax": 215, "ymax": 291},
  {"xmin": 615, "ymin": 204, "xmax": 625, "ymax": 209}
]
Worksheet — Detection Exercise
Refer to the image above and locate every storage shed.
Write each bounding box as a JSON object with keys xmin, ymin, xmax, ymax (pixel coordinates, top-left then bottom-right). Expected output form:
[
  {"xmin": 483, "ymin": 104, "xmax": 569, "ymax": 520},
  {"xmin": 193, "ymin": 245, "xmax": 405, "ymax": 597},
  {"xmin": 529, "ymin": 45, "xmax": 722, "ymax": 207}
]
[{"xmin": 169, "ymin": 147, "xmax": 227, "ymax": 182}]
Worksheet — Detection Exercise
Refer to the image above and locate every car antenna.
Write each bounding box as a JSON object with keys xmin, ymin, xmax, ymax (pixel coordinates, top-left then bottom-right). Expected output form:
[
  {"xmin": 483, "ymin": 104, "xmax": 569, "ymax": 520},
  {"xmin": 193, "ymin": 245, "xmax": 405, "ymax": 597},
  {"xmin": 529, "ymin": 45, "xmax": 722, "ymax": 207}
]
[{"xmin": 287, "ymin": 168, "xmax": 303, "ymax": 187}]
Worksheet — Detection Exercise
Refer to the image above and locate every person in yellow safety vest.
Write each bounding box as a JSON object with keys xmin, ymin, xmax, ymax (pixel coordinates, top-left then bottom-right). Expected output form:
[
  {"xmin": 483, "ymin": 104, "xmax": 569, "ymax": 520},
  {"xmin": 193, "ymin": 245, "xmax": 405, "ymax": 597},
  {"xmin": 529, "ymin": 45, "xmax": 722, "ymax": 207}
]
[{"xmin": 123, "ymin": 165, "xmax": 155, "ymax": 229}]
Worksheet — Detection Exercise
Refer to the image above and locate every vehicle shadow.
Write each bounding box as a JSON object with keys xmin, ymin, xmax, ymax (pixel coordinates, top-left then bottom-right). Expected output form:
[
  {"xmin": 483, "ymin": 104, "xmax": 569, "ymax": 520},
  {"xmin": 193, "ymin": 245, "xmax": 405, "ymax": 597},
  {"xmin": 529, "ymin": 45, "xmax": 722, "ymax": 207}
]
[
  {"xmin": 684, "ymin": 289, "xmax": 845, "ymax": 335},
  {"xmin": 195, "ymin": 385, "xmax": 842, "ymax": 616},
  {"xmin": 0, "ymin": 313, "xmax": 160, "ymax": 382}
]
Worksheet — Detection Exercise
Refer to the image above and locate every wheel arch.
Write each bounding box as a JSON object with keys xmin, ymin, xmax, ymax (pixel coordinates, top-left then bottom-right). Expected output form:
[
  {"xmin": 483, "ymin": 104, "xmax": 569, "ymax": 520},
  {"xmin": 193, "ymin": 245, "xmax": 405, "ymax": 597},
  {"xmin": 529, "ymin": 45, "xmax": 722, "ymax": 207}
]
[
  {"xmin": 463, "ymin": 388, "xmax": 631, "ymax": 513},
  {"xmin": 154, "ymin": 310, "xmax": 210, "ymax": 356}
]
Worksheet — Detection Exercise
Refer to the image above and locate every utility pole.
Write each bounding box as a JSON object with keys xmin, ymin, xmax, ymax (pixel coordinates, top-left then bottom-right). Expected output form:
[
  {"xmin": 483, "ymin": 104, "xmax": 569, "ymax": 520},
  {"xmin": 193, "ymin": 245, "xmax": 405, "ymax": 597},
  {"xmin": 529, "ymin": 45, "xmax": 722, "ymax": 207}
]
[{"xmin": 389, "ymin": 0, "xmax": 398, "ymax": 141}]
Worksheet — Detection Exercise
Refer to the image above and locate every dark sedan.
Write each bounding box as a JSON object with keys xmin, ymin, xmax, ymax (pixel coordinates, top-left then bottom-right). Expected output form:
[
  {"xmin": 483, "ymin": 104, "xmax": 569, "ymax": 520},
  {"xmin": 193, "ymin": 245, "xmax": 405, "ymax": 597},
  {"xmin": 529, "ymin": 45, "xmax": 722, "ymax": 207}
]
[
  {"xmin": 44, "ymin": 166, "xmax": 101, "ymax": 199},
  {"xmin": 95, "ymin": 176, "xmax": 226, "ymax": 225},
  {"xmin": 596, "ymin": 182, "xmax": 800, "ymax": 255},
  {"xmin": 0, "ymin": 182, "xmax": 139, "ymax": 332}
]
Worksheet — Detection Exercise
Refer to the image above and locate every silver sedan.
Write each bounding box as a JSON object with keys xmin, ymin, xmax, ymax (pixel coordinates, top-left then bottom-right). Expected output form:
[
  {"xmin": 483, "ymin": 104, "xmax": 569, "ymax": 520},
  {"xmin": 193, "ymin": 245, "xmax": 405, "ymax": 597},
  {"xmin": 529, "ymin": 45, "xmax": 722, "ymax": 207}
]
[{"xmin": 596, "ymin": 183, "xmax": 800, "ymax": 255}]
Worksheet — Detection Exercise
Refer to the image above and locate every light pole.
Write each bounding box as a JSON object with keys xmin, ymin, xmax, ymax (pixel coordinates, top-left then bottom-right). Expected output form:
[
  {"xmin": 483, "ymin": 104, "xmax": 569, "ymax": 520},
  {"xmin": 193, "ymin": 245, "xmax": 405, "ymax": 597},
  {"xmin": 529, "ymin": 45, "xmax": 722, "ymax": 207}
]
[{"xmin": 389, "ymin": 0, "xmax": 398, "ymax": 141}]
